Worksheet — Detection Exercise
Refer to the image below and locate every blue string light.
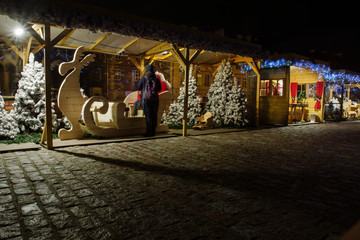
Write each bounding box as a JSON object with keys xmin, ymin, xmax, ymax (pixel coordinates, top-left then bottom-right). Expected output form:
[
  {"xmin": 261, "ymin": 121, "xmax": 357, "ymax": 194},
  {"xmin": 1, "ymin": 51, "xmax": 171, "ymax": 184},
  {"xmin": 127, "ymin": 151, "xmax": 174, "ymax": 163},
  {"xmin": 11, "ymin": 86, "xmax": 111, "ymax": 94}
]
[
  {"xmin": 239, "ymin": 58, "xmax": 360, "ymax": 84},
  {"xmin": 324, "ymin": 72, "xmax": 360, "ymax": 84}
]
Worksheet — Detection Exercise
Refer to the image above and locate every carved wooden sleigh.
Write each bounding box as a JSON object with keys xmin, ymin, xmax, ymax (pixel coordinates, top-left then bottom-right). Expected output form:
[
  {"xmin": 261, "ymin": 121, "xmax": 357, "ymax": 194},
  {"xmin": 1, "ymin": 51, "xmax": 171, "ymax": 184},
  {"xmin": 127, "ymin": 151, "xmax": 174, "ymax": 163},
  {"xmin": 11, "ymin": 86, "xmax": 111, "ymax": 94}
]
[{"xmin": 57, "ymin": 46, "xmax": 171, "ymax": 140}]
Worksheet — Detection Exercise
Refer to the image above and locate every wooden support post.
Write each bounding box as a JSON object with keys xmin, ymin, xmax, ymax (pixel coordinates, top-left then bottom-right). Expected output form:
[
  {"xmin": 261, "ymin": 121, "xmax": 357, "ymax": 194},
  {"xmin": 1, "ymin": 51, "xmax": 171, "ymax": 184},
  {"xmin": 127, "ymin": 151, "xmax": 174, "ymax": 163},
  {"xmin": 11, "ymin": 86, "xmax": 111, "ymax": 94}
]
[
  {"xmin": 245, "ymin": 58, "xmax": 261, "ymax": 128},
  {"xmin": 256, "ymin": 61, "xmax": 261, "ymax": 128},
  {"xmin": 27, "ymin": 23, "xmax": 73, "ymax": 149},
  {"xmin": 183, "ymin": 48, "xmax": 190, "ymax": 137},
  {"xmin": 172, "ymin": 44, "xmax": 202, "ymax": 136},
  {"xmin": 44, "ymin": 23, "xmax": 53, "ymax": 150},
  {"xmin": 340, "ymin": 83, "xmax": 345, "ymax": 119},
  {"xmin": 40, "ymin": 120, "xmax": 47, "ymax": 144}
]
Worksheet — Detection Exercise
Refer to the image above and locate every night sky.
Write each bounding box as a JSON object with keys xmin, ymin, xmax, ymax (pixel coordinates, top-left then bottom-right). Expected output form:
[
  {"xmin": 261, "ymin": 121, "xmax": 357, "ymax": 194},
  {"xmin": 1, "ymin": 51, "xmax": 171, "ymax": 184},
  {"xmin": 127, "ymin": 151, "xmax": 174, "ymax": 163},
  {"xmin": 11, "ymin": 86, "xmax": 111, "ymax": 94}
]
[{"xmin": 83, "ymin": 1, "xmax": 359, "ymax": 72}]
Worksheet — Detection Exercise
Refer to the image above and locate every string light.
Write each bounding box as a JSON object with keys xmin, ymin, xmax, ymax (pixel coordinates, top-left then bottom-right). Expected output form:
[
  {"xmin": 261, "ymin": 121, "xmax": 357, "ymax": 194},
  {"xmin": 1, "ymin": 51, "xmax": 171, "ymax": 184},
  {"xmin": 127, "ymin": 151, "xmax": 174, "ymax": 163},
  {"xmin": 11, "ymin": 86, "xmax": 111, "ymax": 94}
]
[{"xmin": 239, "ymin": 58, "xmax": 360, "ymax": 84}]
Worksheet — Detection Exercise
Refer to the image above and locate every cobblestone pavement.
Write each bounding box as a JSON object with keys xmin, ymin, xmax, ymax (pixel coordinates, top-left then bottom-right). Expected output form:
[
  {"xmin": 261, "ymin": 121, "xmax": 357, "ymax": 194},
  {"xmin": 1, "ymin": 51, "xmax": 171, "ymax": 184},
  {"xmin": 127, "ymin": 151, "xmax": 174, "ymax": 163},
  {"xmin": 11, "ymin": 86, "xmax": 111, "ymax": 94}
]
[{"xmin": 1, "ymin": 121, "xmax": 360, "ymax": 239}]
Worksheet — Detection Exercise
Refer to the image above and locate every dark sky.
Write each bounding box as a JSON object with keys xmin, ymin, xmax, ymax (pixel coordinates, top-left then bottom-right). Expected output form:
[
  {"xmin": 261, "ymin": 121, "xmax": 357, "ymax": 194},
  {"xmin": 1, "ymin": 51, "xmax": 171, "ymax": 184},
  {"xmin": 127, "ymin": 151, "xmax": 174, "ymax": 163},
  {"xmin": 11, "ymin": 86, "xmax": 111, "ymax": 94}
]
[{"xmin": 85, "ymin": 1, "xmax": 360, "ymax": 72}]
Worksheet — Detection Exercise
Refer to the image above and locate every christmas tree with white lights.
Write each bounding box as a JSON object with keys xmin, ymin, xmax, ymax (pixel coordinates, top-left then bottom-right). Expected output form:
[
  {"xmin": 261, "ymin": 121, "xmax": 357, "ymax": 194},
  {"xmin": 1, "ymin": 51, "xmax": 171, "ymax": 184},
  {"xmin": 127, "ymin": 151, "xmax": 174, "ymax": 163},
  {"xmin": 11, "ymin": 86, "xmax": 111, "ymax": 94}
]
[
  {"xmin": 163, "ymin": 66, "xmax": 201, "ymax": 127},
  {"xmin": 0, "ymin": 94, "xmax": 19, "ymax": 139},
  {"xmin": 206, "ymin": 59, "xmax": 233, "ymax": 126},
  {"xmin": 224, "ymin": 79, "xmax": 248, "ymax": 126},
  {"xmin": 10, "ymin": 53, "xmax": 59, "ymax": 132},
  {"xmin": 206, "ymin": 59, "xmax": 248, "ymax": 127}
]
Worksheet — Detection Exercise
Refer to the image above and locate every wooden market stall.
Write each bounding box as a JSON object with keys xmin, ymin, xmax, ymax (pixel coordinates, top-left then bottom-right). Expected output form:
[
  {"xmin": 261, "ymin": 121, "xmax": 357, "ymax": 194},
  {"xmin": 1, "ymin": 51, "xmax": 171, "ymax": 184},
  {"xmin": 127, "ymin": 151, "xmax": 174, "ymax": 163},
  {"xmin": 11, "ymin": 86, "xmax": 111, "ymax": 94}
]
[
  {"xmin": 0, "ymin": 0, "xmax": 265, "ymax": 149},
  {"xmin": 240, "ymin": 55, "xmax": 329, "ymax": 126},
  {"xmin": 289, "ymin": 66, "xmax": 325, "ymax": 123},
  {"xmin": 324, "ymin": 70, "xmax": 360, "ymax": 120}
]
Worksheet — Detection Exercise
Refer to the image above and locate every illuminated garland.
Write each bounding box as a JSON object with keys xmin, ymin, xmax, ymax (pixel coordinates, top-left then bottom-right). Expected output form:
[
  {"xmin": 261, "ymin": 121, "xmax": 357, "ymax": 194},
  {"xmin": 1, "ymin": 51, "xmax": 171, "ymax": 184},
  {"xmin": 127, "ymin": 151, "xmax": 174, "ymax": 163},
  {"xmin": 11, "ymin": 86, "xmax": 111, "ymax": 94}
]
[
  {"xmin": 239, "ymin": 58, "xmax": 360, "ymax": 84},
  {"xmin": 324, "ymin": 72, "xmax": 360, "ymax": 84},
  {"xmin": 240, "ymin": 58, "xmax": 330, "ymax": 74},
  {"xmin": 262, "ymin": 58, "xmax": 291, "ymax": 68}
]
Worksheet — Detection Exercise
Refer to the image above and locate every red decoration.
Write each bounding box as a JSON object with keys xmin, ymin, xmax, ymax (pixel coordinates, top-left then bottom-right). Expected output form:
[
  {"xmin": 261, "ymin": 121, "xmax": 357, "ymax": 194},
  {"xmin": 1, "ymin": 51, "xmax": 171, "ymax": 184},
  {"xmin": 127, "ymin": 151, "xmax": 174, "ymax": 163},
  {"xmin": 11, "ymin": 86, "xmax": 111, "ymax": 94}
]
[
  {"xmin": 314, "ymin": 81, "xmax": 323, "ymax": 109},
  {"xmin": 157, "ymin": 75, "xmax": 168, "ymax": 94},
  {"xmin": 291, "ymin": 82, "xmax": 298, "ymax": 103}
]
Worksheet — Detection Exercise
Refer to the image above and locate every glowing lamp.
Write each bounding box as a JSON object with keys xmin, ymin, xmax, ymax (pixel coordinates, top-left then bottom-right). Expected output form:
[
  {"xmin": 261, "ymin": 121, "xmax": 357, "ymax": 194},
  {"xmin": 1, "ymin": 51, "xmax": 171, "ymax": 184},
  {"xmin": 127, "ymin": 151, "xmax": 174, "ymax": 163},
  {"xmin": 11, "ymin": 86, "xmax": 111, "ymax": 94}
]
[{"xmin": 14, "ymin": 27, "xmax": 25, "ymax": 37}]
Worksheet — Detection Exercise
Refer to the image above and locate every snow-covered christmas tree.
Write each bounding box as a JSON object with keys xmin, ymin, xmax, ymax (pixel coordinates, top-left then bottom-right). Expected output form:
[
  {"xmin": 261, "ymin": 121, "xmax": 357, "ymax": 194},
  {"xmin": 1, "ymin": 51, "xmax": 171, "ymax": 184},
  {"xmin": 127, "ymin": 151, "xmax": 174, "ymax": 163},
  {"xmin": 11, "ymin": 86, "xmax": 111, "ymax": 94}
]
[
  {"xmin": 10, "ymin": 53, "xmax": 58, "ymax": 132},
  {"xmin": 224, "ymin": 79, "xmax": 248, "ymax": 127},
  {"xmin": 163, "ymin": 66, "xmax": 201, "ymax": 127},
  {"xmin": 206, "ymin": 59, "xmax": 248, "ymax": 127},
  {"xmin": 0, "ymin": 94, "xmax": 19, "ymax": 139},
  {"xmin": 206, "ymin": 59, "xmax": 233, "ymax": 126}
]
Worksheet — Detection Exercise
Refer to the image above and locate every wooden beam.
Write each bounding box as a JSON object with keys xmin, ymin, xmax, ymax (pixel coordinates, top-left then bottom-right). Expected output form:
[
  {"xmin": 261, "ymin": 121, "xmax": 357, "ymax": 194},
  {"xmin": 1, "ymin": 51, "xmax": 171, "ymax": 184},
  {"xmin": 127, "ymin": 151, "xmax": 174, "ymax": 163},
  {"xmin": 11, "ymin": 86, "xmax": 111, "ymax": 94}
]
[
  {"xmin": 27, "ymin": 24, "xmax": 73, "ymax": 54},
  {"xmin": 189, "ymin": 49, "xmax": 202, "ymax": 64},
  {"xmin": 197, "ymin": 53, "xmax": 220, "ymax": 64},
  {"xmin": 129, "ymin": 56, "xmax": 144, "ymax": 73},
  {"xmin": 129, "ymin": 56, "xmax": 155, "ymax": 76},
  {"xmin": 31, "ymin": 45, "xmax": 44, "ymax": 55},
  {"xmin": 152, "ymin": 51, "xmax": 174, "ymax": 60},
  {"xmin": 89, "ymin": 33, "xmax": 111, "ymax": 50},
  {"xmin": 57, "ymin": 29, "xmax": 75, "ymax": 45},
  {"xmin": 24, "ymin": 36, "xmax": 33, "ymax": 65},
  {"xmin": 56, "ymin": 43, "xmax": 120, "ymax": 55},
  {"xmin": 147, "ymin": 56, "xmax": 155, "ymax": 66},
  {"xmin": 26, "ymin": 24, "xmax": 45, "ymax": 45},
  {"xmin": 144, "ymin": 42, "xmax": 172, "ymax": 56},
  {"xmin": 50, "ymin": 28, "xmax": 74, "ymax": 47},
  {"xmin": 117, "ymin": 38, "xmax": 139, "ymax": 54},
  {"xmin": 172, "ymin": 45, "xmax": 187, "ymax": 65},
  {"xmin": 170, "ymin": 49, "xmax": 186, "ymax": 69},
  {"xmin": 3, "ymin": 39, "xmax": 25, "ymax": 60}
]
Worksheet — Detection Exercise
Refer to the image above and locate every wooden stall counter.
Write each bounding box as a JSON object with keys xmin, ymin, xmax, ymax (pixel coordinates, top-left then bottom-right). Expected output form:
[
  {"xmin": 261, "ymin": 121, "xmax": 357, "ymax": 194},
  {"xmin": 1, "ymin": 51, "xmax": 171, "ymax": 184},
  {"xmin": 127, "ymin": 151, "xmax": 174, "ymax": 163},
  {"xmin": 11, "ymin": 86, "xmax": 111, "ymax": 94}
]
[{"xmin": 289, "ymin": 103, "xmax": 308, "ymax": 124}]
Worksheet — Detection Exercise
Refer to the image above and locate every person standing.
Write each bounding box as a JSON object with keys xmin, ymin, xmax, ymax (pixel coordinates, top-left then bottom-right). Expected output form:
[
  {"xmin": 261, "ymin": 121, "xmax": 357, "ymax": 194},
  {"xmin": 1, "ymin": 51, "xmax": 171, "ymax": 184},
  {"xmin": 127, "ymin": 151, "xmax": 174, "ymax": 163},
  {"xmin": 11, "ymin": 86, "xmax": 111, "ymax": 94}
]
[{"xmin": 137, "ymin": 65, "xmax": 162, "ymax": 137}]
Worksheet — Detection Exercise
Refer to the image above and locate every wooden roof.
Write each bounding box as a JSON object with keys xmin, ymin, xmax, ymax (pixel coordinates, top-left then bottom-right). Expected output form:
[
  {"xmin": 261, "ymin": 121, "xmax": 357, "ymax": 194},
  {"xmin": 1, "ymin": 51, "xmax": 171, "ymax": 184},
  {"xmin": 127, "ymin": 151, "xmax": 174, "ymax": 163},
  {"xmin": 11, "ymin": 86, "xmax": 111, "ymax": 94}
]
[
  {"xmin": 0, "ymin": 0, "xmax": 266, "ymax": 62},
  {"xmin": 0, "ymin": 14, "xmax": 247, "ymax": 66}
]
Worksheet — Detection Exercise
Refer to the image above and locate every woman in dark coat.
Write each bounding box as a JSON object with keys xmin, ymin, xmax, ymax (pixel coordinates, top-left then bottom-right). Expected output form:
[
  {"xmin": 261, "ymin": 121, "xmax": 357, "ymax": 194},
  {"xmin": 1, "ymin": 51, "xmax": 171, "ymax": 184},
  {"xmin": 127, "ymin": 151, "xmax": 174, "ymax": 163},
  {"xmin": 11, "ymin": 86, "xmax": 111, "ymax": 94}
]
[{"xmin": 137, "ymin": 65, "xmax": 162, "ymax": 137}]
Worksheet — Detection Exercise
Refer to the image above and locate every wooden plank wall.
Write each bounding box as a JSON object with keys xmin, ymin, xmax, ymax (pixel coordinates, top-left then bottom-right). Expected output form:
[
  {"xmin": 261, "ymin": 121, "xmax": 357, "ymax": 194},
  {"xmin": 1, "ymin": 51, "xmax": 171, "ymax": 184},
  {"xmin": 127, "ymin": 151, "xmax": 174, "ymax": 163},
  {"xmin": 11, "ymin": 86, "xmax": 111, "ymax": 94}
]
[
  {"xmin": 259, "ymin": 67, "xmax": 290, "ymax": 125},
  {"xmin": 246, "ymin": 71, "xmax": 258, "ymax": 127}
]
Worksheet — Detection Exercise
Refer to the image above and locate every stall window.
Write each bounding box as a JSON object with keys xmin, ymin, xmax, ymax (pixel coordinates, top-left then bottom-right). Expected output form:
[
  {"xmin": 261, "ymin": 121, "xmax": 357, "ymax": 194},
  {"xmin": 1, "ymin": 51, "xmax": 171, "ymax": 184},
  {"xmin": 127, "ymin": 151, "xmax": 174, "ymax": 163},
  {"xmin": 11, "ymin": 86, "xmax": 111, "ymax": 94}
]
[
  {"xmin": 260, "ymin": 79, "xmax": 284, "ymax": 96},
  {"xmin": 273, "ymin": 79, "xmax": 283, "ymax": 96},
  {"xmin": 308, "ymin": 83, "xmax": 317, "ymax": 98},
  {"xmin": 260, "ymin": 80, "xmax": 270, "ymax": 96},
  {"xmin": 297, "ymin": 84, "xmax": 306, "ymax": 97},
  {"xmin": 132, "ymin": 70, "xmax": 139, "ymax": 82},
  {"xmin": 297, "ymin": 83, "xmax": 318, "ymax": 98}
]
